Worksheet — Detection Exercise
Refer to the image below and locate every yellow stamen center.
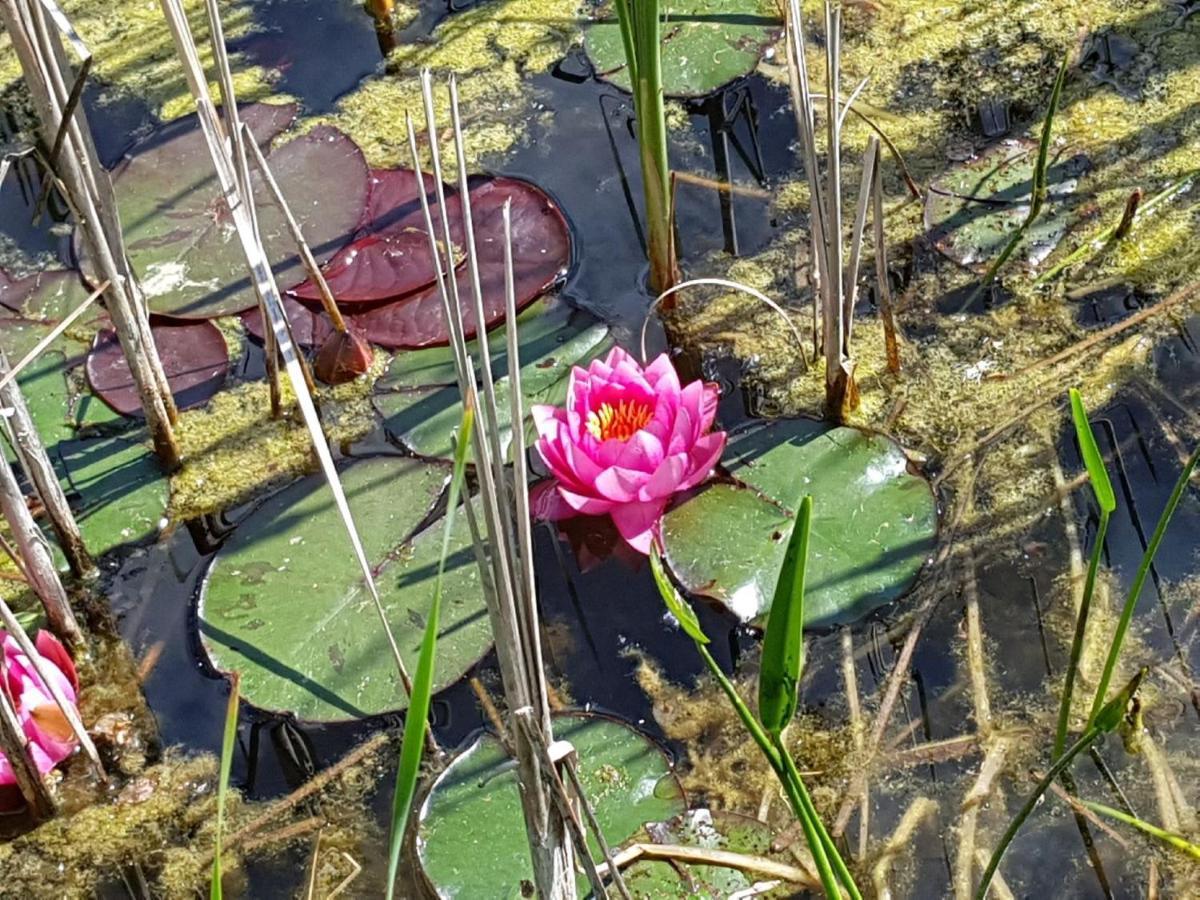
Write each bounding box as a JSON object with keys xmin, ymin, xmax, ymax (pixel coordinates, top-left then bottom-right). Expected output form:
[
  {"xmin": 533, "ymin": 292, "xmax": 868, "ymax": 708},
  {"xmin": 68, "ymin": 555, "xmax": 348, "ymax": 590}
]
[{"xmin": 586, "ymin": 399, "xmax": 653, "ymax": 442}]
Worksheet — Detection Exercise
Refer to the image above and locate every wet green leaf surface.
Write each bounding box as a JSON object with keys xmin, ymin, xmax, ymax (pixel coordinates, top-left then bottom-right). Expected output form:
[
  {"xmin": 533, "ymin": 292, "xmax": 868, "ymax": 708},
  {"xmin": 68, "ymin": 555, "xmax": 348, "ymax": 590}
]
[
  {"xmin": 198, "ymin": 455, "xmax": 497, "ymax": 721},
  {"xmin": 661, "ymin": 419, "xmax": 937, "ymax": 626},
  {"xmin": 418, "ymin": 714, "xmax": 686, "ymax": 898},
  {"xmin": 585, "ymin": 0, "xmax": 779, "ymax": 98},
  {"xmin": 374, "ymin": 299, "xmax": 611, "ymax": 461}
]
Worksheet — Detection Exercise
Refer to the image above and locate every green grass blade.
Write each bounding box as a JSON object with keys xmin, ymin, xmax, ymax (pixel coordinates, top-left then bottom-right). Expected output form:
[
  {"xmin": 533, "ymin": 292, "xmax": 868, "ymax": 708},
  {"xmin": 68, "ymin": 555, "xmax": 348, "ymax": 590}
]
[
  {"xmin": 385, "ymin": 404, "xmax": 475, "ymax": 900},
  {"xmin": 1068, "ymin": 389, "xmax": 1116, "ymax": 513},
  {"xmin": 210, "ymin": 671, "xmax": 240, "ymax": 900},
  {"xmin": 759, "ymin": 495, "xmax": 812, "ymax": 737},
  {"xmin": 1080, "ymin": 799, "xmax": 1200, "ymax": 861},
  {"xmin": 1087, "ymin": 444, "xmax": 1199, "ymax": 726},
  {"xmin": 650, "ymin": 544, "xmax": 708, "ymax": 644},
  {"xmin": 1054, "ymin": 390, "xmax": 1116, "ymax": 757},
  {"xmin": 976, "ymin": 670, "xmax": 1143, "ymax": 900},
  {"xmin": 966, "ymin": 54, "xmax": 1068, "ymax": 307}
]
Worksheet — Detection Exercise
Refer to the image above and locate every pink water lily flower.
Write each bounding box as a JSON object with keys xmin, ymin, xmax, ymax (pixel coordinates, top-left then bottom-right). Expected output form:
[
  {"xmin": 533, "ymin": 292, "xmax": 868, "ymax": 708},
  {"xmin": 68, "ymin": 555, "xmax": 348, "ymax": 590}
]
[
  {"xmin": 532, "ymin": 347, "xmax": 725, "ymax": 553},
  {"xmin": 0, "ymin": 629, "xmax": 80, "ymax": 812}
]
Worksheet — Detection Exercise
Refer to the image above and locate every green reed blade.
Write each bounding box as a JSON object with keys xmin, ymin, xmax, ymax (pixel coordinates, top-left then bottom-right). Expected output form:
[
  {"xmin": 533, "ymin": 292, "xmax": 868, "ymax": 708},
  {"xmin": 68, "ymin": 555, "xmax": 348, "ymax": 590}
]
[
  {"xmin": 1087, "ymin": 444, "xmax": 1199, "ymax": 726},
  {"xmin": 976, "ymin": 670, "xmax": 1144, "ymax": 900},
  {"xmin": 1081, "ymin": 799, "xmax": 1200, "ymax": 861},
  {"xmin": 386, "ymin": 405, "xmax": 475, "ymax": 900},
  {"xmin": 1054, "ymin": 390, "xmax": 1115, "ymax": 757},
  {"xmin": 210, "ymin": 671, "xmax": 240, "ymax": 900},
  {"xmin": 759, "ymin": 495, "xmax": 812, "ymax": 737},
  {"xmin": 650, "ymin": 545, "xmax": 708, "ymax": 644}
]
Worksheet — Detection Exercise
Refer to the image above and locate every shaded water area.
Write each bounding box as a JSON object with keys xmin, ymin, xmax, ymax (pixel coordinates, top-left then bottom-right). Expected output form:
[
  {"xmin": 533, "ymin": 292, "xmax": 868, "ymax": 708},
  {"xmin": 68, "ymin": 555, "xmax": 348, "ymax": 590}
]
[{"xmin": 2, "ymin": 0, "xmax": 1200, "ymax": 897}]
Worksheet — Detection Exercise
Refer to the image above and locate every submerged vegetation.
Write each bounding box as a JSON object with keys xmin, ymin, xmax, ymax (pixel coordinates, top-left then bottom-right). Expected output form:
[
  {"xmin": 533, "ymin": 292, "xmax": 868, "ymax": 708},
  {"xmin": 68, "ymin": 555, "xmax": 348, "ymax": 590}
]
[{"xmin": 0, "ymin": 0, "xmax": 1197, "ymax": 896}]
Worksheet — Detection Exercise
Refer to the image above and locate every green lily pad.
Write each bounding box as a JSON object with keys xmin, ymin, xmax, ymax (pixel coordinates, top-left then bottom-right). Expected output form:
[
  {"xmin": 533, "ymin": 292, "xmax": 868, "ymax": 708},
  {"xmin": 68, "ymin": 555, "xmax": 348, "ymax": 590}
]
[
  {"xmin": 925, "ymin": 139, "xmax": 1089, "ymax": 271},
  {"xmin": 198, "ymin": 454, "xmax": 498, "ymax": 721},
  {"xmin": 660, "ymin": 418, "xmax": 937, "ymax": 626},
  {"xmin": 418, "ymin": 714, "xmax": 686, "ymax": 899},
  {"xmin": 105, "ymin": 104, "xmax": 368, "ymax": 319},
  {"xmin": 622, "ymin": 809, "xmax": 803, "ymax": 898},
  {"xmin": 56, "ymin": 433, "xmax": 167, "ymax": 554},
  {"xmin": 374, "ymin": 299, "xmax": 612, "ymax": 461},
  {"xmin": 585, "ymin": 0, "xmax": 780, "ymax": 98}
]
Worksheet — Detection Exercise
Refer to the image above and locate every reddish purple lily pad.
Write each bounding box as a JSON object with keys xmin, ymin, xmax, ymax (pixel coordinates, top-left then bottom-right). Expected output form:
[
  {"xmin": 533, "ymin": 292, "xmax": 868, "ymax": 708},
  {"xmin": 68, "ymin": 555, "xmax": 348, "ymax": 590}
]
[
  {"xmin": 86, "ymin": 318, "xmax": 229, "ymax": 416},
  {"xmin": 99, "ymin": 104, "xmax": 369, "ymax": 320},
  {"xmin": 348, "ymin": 175, "xmax": 570, "ymax": 349},
  {"xmin": 245, "ymin": 174, "xmax": 570, "ymax": 350},
  {"xmin": 290, "ymin": 168, "xmax": 454, "ymax": 305}
]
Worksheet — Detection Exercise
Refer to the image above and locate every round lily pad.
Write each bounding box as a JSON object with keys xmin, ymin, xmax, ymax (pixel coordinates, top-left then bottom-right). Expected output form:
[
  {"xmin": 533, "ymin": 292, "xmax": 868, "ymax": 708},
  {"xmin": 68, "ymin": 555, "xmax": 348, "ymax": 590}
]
[
  {"xmin": 198, "ymin": 454, "xmax": 496, "ymax": 721},
  {"xmin": 660, "ymin": 418, "xmax": 937, "ymax": 627},
  {"xmin": 585, "ymin": 0, "xmax": 780, "ymax": 98},
  {"xmin": 373, "ymin": 298, "xmax": 612, "ymax": 461},
  {"xmin": 623, "ymin": 809, "xmax": 804, "ymax": 898},
  {"xmin": 86, "ymin": 318, "xmax": 229, "ymax": 416},
  {"xmin": 289, "ymin": 168, "xmax": 452, "ymax": 306},
  {"xmin": 0, "ymin": 269, "xmax": 95, "ymax": 321},
  {"xmin": 417, "ymin": 714, "xmax": 686, "ymax": 898},
  {"xmin": 925, "ymin": 139, "xmax": 1089, "ymax": 271},
  {"xmin": 240, "ymin": 294, "xmax": 342, "ymax": 349},
  {"xmin": 103, "ymin": 104, "xmax": 369, "ymax": 320}
]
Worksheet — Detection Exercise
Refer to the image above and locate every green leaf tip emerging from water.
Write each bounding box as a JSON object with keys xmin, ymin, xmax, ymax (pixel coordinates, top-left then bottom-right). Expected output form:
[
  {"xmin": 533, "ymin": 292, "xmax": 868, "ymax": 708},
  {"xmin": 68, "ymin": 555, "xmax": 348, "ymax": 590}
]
[
  {"xmin": 650, "ymin": 543, "xmax": 709, "ymax": 644},
  {"xmin": 211, "ymin": 671, "xmax": 240, "ymax": 900},
  {"xmin": 386, "ymin": 405, "xmax": 475, "ymax": 900},
  {"xmin": 1068, "ymin": 389, "xmax": 1116, "ymax": 513},
  {"xmin": 1081, "ymin": 799, "xmax": 1200, "ymax": 861},
  {"xmin": 759, "ymin": 495, "xmax": 811, "ymax": 738},
  {"xmin": 1087, "ymin": 441, "xmax": 1199, "ymax": 727}
]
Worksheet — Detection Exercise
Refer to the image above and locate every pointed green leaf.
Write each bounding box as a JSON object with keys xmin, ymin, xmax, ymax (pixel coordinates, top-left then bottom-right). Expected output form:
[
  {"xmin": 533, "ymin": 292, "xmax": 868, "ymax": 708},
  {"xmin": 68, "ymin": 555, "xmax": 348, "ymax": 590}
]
[
  {"xmin": 650, "ymin": 544, "xmax": 709, "ymax": 645},
  {"xmin": 1068, "ymin": 389, "xmax": 1116, "ymax": 513},
  {"xmin": 758, "ymin": 495, "xmax": 811, "ymax": 738}
]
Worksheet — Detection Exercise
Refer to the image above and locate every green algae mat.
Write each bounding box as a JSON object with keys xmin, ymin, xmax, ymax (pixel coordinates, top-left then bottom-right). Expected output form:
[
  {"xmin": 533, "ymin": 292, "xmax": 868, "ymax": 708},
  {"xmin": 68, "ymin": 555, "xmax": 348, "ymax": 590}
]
[
  {"xmin": 198, "ymin": 454, "xmax": 497, "ymax": 721},
  {"xmin": 418, "ymin": 714, "xmax": 686, "ymax": 897},
  {"xmin": 661, "ymin": 418, "xmax": 937, "ymax": 626}
]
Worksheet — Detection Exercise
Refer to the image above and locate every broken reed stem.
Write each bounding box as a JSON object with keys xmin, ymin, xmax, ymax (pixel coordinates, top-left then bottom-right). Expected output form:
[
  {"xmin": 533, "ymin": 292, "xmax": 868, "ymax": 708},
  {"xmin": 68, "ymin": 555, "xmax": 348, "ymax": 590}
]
[
  {"xmin": 840, "ymin": 628, "xmax": 869, "ymax": 858},
  {"xmin": 0, "ymin": 0, "xmax": 181, "ymax": 467},
  {"xmin": 410, "ymin": 71, "xmax": 574, "ymax": 896},
  {"xmin": 869, "ymin": 797, "xmax": 938, "ymax": 900},
  {"xmin": 843, "ymin": 137, "xmax": 878, "ymax": 353},
  {"xmin": 0, "ymin": 666, "xmax": 56, "ymax": 819},
  {"xmin": 872, "ymin": 161, "xmax": 900, "ymax": 374},
  {"xmin": 0, "ymin": 350, "xmax": 93, "ymax": 577},
  {"xmin": 0, "ymin": 595, "xmax": 104, "ymax": 778},
  {"xmin": 241, "ymin": 125, "xmax": 349, "ymax": 334},
  {"xmin": 0, "ymin": 441, "xmax": 81, "ymax": 646},
  {"xmin": 954, "ymin": 737, "xmax": 1010, "ymax": 900}
]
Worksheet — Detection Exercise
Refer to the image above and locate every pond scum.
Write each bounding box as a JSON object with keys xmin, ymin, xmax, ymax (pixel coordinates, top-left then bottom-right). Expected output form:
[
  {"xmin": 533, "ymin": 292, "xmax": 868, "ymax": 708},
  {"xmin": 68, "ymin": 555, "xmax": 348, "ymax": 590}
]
[{"xmin": 0, "ymin": 0, "xmax": 1199, "ymax": 896}]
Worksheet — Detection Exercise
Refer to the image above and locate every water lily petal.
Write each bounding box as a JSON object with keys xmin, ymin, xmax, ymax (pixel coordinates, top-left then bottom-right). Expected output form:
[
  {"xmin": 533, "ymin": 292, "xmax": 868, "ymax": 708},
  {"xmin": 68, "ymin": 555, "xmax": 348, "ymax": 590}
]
[
  {"xmin": 610, "ymin": 499, "xmax": 667, "ymax": 554},
  {"xmin": 558, "ymin": 486, "xmax": 616, "ymax": 516},
  {"xmin": 640, "ymin": 454, "xmax": 687, "ymax": 500},
  {"xmin": 593, "ymin": 465, "xmax": 648, "ymax": 503},
  {"xmin": 679, "ymin": 431, "xmax": 726, "ymax": 490}
]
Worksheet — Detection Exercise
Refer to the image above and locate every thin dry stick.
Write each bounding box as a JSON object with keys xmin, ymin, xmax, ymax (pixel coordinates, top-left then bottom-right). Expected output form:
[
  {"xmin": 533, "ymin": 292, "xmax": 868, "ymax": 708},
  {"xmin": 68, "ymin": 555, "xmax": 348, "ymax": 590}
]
[
  {"xmin": 872, "ymin": 160, "xmax": 900, "ymax": 374},
  {"xmin": 986, "ymin": 281, "xmax": 1199, "ymax": 383},
  {"xmin": 239, "ymin": 815, "xmax": 324, "ymax": 856},
  {"xmin": 305, "ymin": 829, "xmax": 322, "ymax": 900},
  {"xmin": 869, "ymin": 797, "xmax": 939, "ymax": 900},
  {"xmin": 843, "ymin": 136, "xmax": 879, "ymax": 352},
  {"xmin": 0, "ymin": 532, "xmax": 30, "ymax": 584},
  {"xmin": 223, "ymin": 733, "xmax": 388, "ymax": 853},
  {"xmin": 841, "ymin": 628, "xmax": 869, "ymax": 858},
  {"xmin": 954, "ymin": 738, "xmax": 1011, "ymax": 900},
  {"xmin": 0, "ymin": 660, "xmax": 56, "ymax": 818},
  {"xmin": 596, "ymin": 841, "xmax": 818, "ymax": 888},
  {"xmin": 1140, "ymin": 735, "xmax": 1183, "ymax": 833},
  {"xmin": 0, "ymin": 278, "xmax": 107, "ymax": 392},
  {"xmin": 0, "ymin": 595, "xmax": 104, "ymax": 777},
  {"xmin": 241, "ymin": 125, "xmax": 349, "ymax": 335},
  {"xmin": 469, "ymin": 676, "xmax": 510, "ymax": 747},
  {"xmin": 962, "ymin": 547, "xmax": 992, "ymax": 736},
  {"xmin": 325, "ymin": 851, "xmax": 363, "ymax": 900}
]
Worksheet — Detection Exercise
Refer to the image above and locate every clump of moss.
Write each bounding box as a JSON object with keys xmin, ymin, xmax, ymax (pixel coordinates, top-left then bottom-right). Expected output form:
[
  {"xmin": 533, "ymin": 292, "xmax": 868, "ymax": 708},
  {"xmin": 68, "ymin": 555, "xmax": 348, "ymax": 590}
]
[
  {"xmin": 306, "ymin": 0, "xmax": 579, "ymax": 174},
  {"xmin": 0, "ymin": 0, "xmax": 277, "ymax": 123},
  {"xmin": 169, "ymin": 352, "xmax": 384, "ymax": 521}
]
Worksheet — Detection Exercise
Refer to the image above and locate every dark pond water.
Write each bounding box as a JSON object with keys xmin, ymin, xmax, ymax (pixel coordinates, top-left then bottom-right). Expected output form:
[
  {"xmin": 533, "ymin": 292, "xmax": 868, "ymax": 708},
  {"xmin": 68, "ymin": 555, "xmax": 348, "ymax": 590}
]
[{"xmin": 3, "ymin": 0, "xmax": 1199, "ymax": 897}]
